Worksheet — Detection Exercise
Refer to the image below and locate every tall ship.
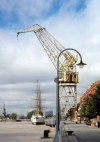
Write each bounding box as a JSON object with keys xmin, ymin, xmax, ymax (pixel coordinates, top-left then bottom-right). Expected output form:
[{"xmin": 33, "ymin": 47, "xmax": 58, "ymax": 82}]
[{"xmin": 31, "ymin": 81, "xmax": 45, "ymax": 125}]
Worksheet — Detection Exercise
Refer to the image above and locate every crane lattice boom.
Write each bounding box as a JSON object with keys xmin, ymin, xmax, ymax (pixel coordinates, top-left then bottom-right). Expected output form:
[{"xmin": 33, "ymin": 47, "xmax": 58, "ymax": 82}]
[
  {"xmin": 17, "ymin": 24, "xmax": 79, "ymax": 118},
  {"xmin": 17, "ymin": 24, "xmax": 77, "ymax": 71}
]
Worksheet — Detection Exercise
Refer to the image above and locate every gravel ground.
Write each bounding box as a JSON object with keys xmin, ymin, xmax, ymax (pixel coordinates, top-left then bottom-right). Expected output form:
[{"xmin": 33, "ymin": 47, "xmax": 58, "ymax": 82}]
[{"xmin": 0, "ymin": 121, "xmax": 55, "ymax": 142}]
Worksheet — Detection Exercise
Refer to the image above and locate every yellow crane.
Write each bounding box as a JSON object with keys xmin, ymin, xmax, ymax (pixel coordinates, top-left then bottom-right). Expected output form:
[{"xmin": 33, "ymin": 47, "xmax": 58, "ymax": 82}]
[{"xmin": 17, "ymin": 24, "xmax": 79, "ymax": 117}]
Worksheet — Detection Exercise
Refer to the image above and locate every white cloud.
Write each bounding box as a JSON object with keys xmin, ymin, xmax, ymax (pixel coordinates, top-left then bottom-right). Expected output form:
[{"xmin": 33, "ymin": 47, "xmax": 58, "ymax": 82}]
[
  {"xmin": 0, "ymin": 0, "xmax": 100, "ymax": 114},
  {"xmin": 0, "ymin": 0, "xmax": 53, "ymax": 23},
  {"xmin": 0, "ymin": 28, "xmax": 56, "ymax": 114}
]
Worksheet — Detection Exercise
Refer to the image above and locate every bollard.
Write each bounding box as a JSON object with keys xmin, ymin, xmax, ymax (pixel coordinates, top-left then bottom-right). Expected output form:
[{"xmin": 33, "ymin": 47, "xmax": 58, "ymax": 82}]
[
  {"xmin": 66, "ymin": 130, "xmax": 74, "ymax": 135},
  {"xmin": 43, "ymin": 130, "xmax": 50, "ymax": 138}
]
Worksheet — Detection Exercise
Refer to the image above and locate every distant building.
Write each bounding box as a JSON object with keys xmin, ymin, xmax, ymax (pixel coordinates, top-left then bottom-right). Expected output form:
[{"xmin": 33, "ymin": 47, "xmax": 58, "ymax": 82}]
[
  {"xmin": 45, "ymin": 111, "xmax": 53, "ymax": 118},
  {"xmin": 80, "ymin": 80, "xmax": 100, "ymax": 104}
]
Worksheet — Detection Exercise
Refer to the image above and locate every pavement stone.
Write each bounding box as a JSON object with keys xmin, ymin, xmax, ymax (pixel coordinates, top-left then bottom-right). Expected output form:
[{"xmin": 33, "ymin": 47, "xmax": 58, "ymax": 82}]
[{"xmin": 68, "ymin": 135, "xmax": 79, "ymax": 142}]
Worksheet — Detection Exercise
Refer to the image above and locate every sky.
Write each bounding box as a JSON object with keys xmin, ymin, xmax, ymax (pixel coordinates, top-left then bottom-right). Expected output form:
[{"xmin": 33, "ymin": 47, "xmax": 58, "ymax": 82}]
[{"xmin": 0, "ymin": 0, "xmax": 100, "ymax": 115}]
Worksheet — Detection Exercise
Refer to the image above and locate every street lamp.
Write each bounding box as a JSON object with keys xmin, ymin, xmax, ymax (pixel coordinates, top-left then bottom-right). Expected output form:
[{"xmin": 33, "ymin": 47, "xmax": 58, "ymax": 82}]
[{"xmin": 56, "ymin": 48, "xmax": 86, "ymax": 134}]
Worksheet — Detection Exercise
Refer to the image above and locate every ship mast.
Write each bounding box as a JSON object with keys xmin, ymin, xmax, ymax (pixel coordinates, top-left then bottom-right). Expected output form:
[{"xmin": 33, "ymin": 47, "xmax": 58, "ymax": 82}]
[{"xmin": 33, "ymin": 80, "xmax": 43, "ymax": 116}]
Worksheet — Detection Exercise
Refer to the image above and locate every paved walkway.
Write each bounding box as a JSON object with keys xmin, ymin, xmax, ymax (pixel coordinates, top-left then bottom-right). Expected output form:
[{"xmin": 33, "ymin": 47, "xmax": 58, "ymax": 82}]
[
  {"xmin": 60, "ymin": 121, "xmax": 78, "ymax": 142},
  {"xmin": 61, "ymin": 121, "xmax": 100, "ymax": 142},
  {"xmin": 0, "ymin": 121, "xmax": 55, "ymax": 142},
  {"xmin": 0, "ymin": 120, "xmax": 99, "ymax": 142},
  {"xmin": 54, "ymin": 121, "xmax": 100, "ymax": 142}
]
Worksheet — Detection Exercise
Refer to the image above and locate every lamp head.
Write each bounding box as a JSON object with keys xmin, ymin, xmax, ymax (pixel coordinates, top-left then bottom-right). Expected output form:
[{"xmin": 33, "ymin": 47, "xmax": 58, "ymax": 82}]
[{"xmin": 76, "ymin": 60, "xmax": 87, "ymax": 68}]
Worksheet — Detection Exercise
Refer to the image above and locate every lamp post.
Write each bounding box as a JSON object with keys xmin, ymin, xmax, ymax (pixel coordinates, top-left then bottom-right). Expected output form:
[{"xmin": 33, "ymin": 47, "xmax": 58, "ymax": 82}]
[{"xmin": 56, "ymin": 48, "xmax": 86, "ymax": 134}]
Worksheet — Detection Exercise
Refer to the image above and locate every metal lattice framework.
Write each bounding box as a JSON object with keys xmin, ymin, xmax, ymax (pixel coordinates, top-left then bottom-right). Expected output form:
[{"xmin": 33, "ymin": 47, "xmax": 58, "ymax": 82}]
[
  {"xmin": 17, "ymin": 24, "xmax": 77, "ymax": 71},
  {"xmin": 17, "ymin": 24, "xmax": 79, "ymax": 117}
]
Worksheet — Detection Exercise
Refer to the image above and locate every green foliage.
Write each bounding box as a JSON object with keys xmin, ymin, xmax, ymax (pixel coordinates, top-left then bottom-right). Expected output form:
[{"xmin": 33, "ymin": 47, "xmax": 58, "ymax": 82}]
[
  {"xmin": 39, "ymin": 111, "xmax": 43, "ymax": 116},
  {"xmin": 19, "ymin": 115, "xmax": 26, "ymax": 119},
  {"xmin": 27, "ymin": 111, "xmax": 34, "ymax": 119},
  {"xmin": 80, "ymin": 85, "xmax": 100, "ymax": 119},
  {"xmin": 11, "ymin": 113, "xmax": 17, "ymax": 120},
  {"xmin": 27, "ymin": 110, "xmax": 43, "ymax": 119}
]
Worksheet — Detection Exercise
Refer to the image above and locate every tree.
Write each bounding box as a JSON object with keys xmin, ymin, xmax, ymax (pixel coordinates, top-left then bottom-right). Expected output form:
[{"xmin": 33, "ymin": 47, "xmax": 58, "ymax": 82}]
[
  {"xmin": 11, "ymin": 113, "xmax": 17, "ymax": 120},
  {"xmin": 80, "ymin": 96, "xmax": 95, "ymax": 119},
  {"xmin": 19, "ymin": 115, "xmax": 26, "ymax": 119},
  {"xmin": 2, "ymin": 103, "xmax": 7, "ymax": 119},
  {"xmin": 92, "ymin": 85, "xmax": 100, "ymax": 115},
  {"xmin": 80, "ymin": 85, "xmax": 100, "ymax": 119},
  {"xmin": 27, "ymin": 110, "xmax": 43, "ymax": 119},
  {"xmin": 27, "ymin": 111, "xmax": 34, "ymax": 119}
]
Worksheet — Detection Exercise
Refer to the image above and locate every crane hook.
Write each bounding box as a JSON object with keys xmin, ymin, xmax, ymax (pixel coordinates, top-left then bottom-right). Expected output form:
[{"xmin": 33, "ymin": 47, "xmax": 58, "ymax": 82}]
[{"xmin": 17, "ymin": 32, "xmax": 20, "ymax": 40}]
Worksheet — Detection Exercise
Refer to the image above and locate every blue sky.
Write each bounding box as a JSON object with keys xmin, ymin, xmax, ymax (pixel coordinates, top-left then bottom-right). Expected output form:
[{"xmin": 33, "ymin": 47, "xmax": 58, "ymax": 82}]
[
  {"xmin": 0, "ymin": 0, "xmax": 100, "ymax": 115},
  {"xmin": 0, "ymin": 0, "xmax": 87, "ymax": 28}
]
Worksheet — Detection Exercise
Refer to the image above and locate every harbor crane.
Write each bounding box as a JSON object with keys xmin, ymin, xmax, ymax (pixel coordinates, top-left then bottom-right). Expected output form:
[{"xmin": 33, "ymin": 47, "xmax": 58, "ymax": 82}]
[{"xmin": 17, "ymin": 24, "xmax": 81, "ymax": 118}]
